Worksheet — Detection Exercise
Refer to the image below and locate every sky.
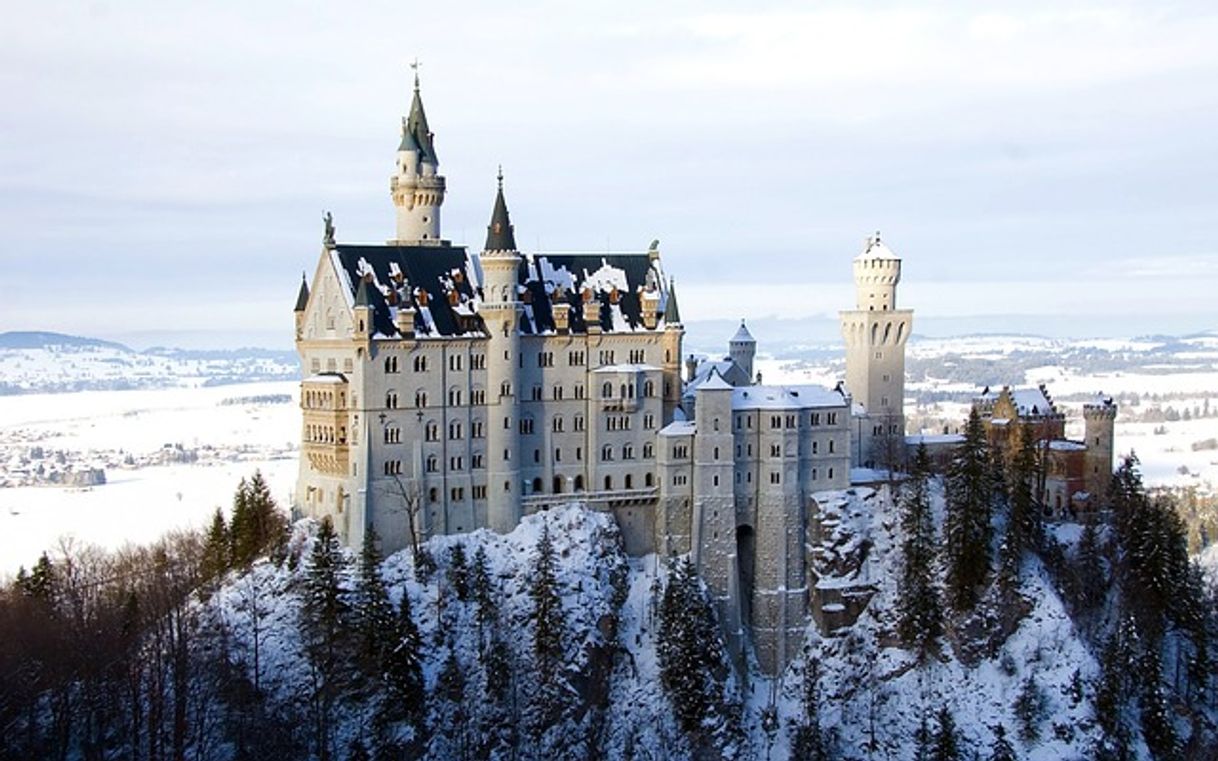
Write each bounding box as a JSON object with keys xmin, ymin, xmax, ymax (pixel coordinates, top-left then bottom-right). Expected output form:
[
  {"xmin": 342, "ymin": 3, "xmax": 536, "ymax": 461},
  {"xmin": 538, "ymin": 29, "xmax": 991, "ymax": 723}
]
[{"xmin": 1, "ymin": 1, "xmax": 1216, "ymax": 349}]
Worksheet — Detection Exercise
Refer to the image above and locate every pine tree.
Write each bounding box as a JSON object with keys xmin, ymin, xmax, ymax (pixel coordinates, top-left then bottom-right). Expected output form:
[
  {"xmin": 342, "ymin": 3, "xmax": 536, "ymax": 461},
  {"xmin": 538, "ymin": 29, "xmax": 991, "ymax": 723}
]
[
  {"xmin": 897, "ymin": 443, "xmax": 942, "ymax": 659},
  {"xmin": 1138, "ymin": 642, "xmax": 1180, "ymax": 759},
  {"xmin": 529, "ymin": 521, "xmax": 566, "ymax": 732},
  {"xmin": 354, "ymin": 528, "xmax": 395, "ymax": 677},
  {"xmin": 484, "ymin": 634, "xmax": 511, "ymax": 702},
  {"xmin": 987, "ymin": 723, "xmax": 1016, "ymax": 761},
  {"xmin": 913, "ymin": 714, "xmax": 932, "ymax": 761},
  {"xmin": 447, "ymin": 542, "xmax": 470, "ymax": 602},
  {"xmin": 1004, "ymin": 427, "xmax": 1042, "ymax": 563},
  {"xmin": 471, "ymin": 545, "xmax": 497, "ymax": 652},
  {"xmin": 202, "ymin": 508, "xmax": 230, "ymax": 582},
  {"xmin": 229, "ymin": 477, "xmax": 253, "ymax": 565},
  {"xmin": 944, "ymin": 408, "xmax": 994, "ymax": 611},
  {"xmin": 300, "ymin": 515, "xmax": 352, "ymax": 761},
  {"xmin": 346, "ymin": 738, "xmax": 370, "ymax": 761},
  {"xmin": 1096, "ymin": 617, "xmax": 1138, "ymax": 752},
  {"xmin": 1075, "ymin": 513, "xmax": 1104, "ymax": 611},
  {"xmin": 789, "ymin": 658, "xmax": 829, "ymax": 760},
  {"xmin": 658, "ymin": 558, "xmax": 728, "ymax": 737},
  {"xmin": 930, "ymin": 704, "xmax": 961, "ymax": 761},
  {"xmin": 383, "ymin": 590, "xmax": 425, "ymax": 723},
  {"xmin": 1014, "ymin": 674, "xmax": 1044, "ymax": 743}
]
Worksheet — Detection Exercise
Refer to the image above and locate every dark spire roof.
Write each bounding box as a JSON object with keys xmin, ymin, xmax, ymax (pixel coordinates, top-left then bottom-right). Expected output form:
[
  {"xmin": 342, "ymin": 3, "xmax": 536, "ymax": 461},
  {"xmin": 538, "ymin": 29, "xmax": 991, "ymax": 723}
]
[
  {"xmin": 354, "ymin": 277, "xmax": 372, "ymax": 308},
  {"xmin": 664, "ymin": 278, "xmax": 681, "ymax": 324},
  {"xmin": 294, "ymin": 272, "xmax": 309, "ymax": 312},
  {"xmin": 405, "ymin": 78, "xmax": 437, "ymax": 164},
  {"xmin": 397, "ymin": 116, "xmax": 420, "ymax": 153},
  {"xmin": 484, "ymin": 168, "xmax": 517, "ymax": 252}
]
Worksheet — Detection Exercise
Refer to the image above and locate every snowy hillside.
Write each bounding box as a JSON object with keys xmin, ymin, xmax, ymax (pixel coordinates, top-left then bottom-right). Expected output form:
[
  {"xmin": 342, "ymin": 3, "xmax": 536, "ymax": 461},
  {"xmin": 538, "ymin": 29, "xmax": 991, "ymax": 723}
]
[{"xmin": 0, "ymin": 331, "xmax": 297, "ymax": 394}]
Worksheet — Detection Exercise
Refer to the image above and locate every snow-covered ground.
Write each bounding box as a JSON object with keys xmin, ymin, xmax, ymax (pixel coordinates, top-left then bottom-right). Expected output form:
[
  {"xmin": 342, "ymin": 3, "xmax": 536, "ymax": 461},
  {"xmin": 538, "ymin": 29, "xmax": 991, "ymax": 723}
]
[{"xmin": 0, "ymin": 381, "xmax": 299, "ymax": 577}]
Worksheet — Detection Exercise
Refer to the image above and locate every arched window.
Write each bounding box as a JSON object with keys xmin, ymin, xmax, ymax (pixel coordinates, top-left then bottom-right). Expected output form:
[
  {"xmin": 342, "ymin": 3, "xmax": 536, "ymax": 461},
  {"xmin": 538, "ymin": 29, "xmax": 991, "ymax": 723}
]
[
  {"xmin": 625, "ymin": 474, "xmax": 634, "ymax": 489},
  {"xmin": 386, "ymin": 390, "xmax": 399, "ymax": 409},
  {"xmin": 415, "ymin": 390, "xmax": 427, "ymax": 408},
  {"xmin": 531, "ymin": 477, "xmax": 543, "ymax": 493},
  {"xmin": 604, "ymin": 475, "xmax": 613, "ymax": 490},
  {"xmin": 426, "ymin": 454, "xmax": 438, "ymax": 472},
  {"xmin": 645, "ymin": 472, "xmax": 654, "ymax": 487},
  {"xmin": 602, "ymin": 382, "xmax": 613, "ymax": 398},
  {"xmin": 643, "ymin": 380, "xmax": 654, "ymax": 397},
  {"xmin": 553, "ymin": 476, "xmax": 563, "ymax": 494},
  {"xmin": 574, "ymin": 475, "xmax": 585, "ymax": 491},
  {"xmin": 428, "ymin": 487, "xmax": 438, "ymax": 503}
]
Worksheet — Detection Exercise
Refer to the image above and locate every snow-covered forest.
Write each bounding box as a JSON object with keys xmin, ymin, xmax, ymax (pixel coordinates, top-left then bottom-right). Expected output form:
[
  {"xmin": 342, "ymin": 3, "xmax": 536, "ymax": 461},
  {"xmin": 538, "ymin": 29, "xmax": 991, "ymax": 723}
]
[{"xmin": 2, "ymin": 435, "xmax": 1217, "ymax": 759}]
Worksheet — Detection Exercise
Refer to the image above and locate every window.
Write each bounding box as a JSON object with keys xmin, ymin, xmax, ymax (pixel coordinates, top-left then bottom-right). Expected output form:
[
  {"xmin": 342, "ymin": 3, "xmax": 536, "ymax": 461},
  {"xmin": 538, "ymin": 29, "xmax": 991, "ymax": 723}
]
[
  {"xmin": 771, "ymin": 415, "xmax": 781, "ymax": 429},
  {"xmin": 552, "ymin": 385, "xmax": 564, "ymax": 401},
  {"xmin": 810, "ymin": 412, "xmax": 821, "ymax": 426},
  {"xmin": 574, "ymin": 384, "xmax": 585, "ymax": 400},
  {"xmin": 552, "ymin": 416, "xmax": 564, "ymax": 433},
  {"xmin": 575, "ymin": 446, "xmax": 582, "ymax": 461},
  {"xmin": 828, "ymin": 440, "xmax": 836, "ymax": 453},
  {"xmin": 414, "ymin": 390, "xmax": 427, "ymax": 408},
  {"xmin": 450, "ymin": 487, "xmax": 465, "ymax": 501},
  {"xmin": 828, "ymin": 467, "xmax": 835, "ymax": 479},
  {"xmin": 623, "ymin": 445, "xmax": 635, "ymax": 460},
  {"xmin": 813, "ymin": 441, "xmax": 819, "ymax": 454},
  {"xmin": 554, "ymin": 448, "xmax": 562, "ymax": 463},
  {"xmin": 425, "ymin": 421, "xmax": 439, "ymax": 441},
  {"xmin": 384, "ymin": 426, "xmax": 401, "ymax": 444},
  {"xmin": 471, "ymin": 353, "xmax": 486, "ymax": 370},
  {"xmin": 471, "ymin": 389, "xmax": 486, "ymax": 405},
  {"xmin": 531, "ymin": 386, "xmax": 543, "ymax": 401},
  {"xmin": 770, "ymin": 444, "xmax": 781, "ymax": 457},
  {"xmin": 827, "ymin": 412, "xmax": 838, "ymax": 425},
  {"xmin": 770, "ymin": 471, "xmax": 780, "ymax": 484},
  {"xmin": 602, "ymin": 382, "xmax": 613, "ymax": 398},
  {"xmin": 644, "ymin": 413, "xmax": 655, "ymax": 430},
  {"xmin": 713, "ymin": 474, "xmax": 719, "ymax": 487},
  {"xmin": 574, "ymin": 415, "xmax": 585, "ymax": 432},
  {"xmin": 426, "ymin": 455, "xmax": 438, "ymax": 473},
  {"xmin": 519, "ymin": 418, "xmax": 535, "ymax": 435},
  {"xmin": 449, "ymin": 355, "xmax": 463, "ymax": 371},
  {"xmin": 385, "ymin": 356, "xmax": 399, "ymax": 373},
  {"xmin": 472, "ymin": 453, "xmax": 484, "ymax": 469},
  {"xmin": 625, "ymin": 473, "xmax": 634, "ymax": 489},
  {"xmin": 574, "ymin": 475, "xmax": 585, "ymax": 491},
  {"xmin": 448, "ymin": 388, "xmax": 463, "ymax": 405},
  {"xmin": 538, "ymin": 351, "xmax": 554, "ymax": 367},
  {"xmin": 673, "ymin": 444, "xmax": 689, "ymax": 459},
  {"xmin": 599, "ymin": 350, "xmax": 615, "ymax": 365},
  {"xmin": 643, "ymin": 442, "xmax": 654, "ymax": 459},
  {"xmin": 500, "ymin": 381, "xmax": 512, "ymax": 397},
  {"xmin": 473, "ymin": 485, "xmax": 487, "ymax": 499},
  {"xmin": 713, "ymin": 446, "xmax": 719, "ymax": 460},
  {"xmin": 604, "ymin": 475, "xmax": 614, "ymax": 490},
  {"xmin": 383, "ymin": 460, "xmax": 403, "ymax": 475},
  {"xmin": 568, "ymin": 351, "xmax": 585, "ymax": 366},
  {"xmin": 428, "ymin": 487, "xmax": 438, "ymax": 503},
  {"xmin": 448, "ymin": 421, "xmax": 463, "ymax": 440},
  {"xmin": 449, "ymin": 456, "xmax": 463, "ymax": 470},
  {"xmin": 413, "ymin": 356, "xmax": 428, "ymax": 372},
  {"xmin": 533, "ymin": 449, "xmax": 541, "ymax": 464},
  {"xmin": 629, "ymin": 349, "xmax": 645, "ymax": 363},
  {"xmin": 386, "ymin": 391, "xmax": 399, "ymax": 409},
  {"xmin": 601, "ymin": 444, "xmax": 614, "ymax": 461}
]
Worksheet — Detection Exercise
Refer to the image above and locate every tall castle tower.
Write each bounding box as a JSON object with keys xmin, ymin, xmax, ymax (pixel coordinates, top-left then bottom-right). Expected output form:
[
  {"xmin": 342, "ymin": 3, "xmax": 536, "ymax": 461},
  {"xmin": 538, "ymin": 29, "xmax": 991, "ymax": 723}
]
[
  {"xmin": 1083, "ymin": 395, "xmax": 1117, "ymax": 503},
  {"xmin": 482, "ymin": 171, "xmax": 523, "ymax": 533},
  {"xmin": 390, "ymin": 72, "xmax": 446, "ymax": 244},
  {"xmin": 729, "ymin": 319, "xmax": 756, "ymax": 383},
  {"xmin": 840, "ymin": 232, "xmax": 912, "ymax": 467}
]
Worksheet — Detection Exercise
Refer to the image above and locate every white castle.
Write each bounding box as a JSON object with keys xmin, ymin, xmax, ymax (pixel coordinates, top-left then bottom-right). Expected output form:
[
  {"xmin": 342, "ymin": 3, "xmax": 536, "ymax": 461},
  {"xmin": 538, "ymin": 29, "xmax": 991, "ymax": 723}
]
[{"xmin": 293, "ymin": 77, "xmax": 912, "ymax": 674}]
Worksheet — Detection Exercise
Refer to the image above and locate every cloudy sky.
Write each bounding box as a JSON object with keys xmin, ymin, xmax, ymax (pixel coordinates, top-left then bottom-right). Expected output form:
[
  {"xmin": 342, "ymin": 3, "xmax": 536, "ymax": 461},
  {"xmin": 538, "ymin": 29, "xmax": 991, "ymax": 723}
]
[{"xmin": 2, "ymin": 1, "xmax": 1216, "ymax": 348}]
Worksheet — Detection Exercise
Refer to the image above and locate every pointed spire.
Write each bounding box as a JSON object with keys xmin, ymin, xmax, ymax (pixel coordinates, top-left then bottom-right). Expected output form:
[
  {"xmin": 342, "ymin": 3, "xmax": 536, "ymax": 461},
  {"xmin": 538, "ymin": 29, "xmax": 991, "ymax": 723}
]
[
  {"xmin": 354, "ymin": 277, "xmax": 372, "ymax": 308},
  {"xmin": 484, "ymin": 170, "xmax": 517, "ymax": 252},
  {"xmin": 664, "ymin": 278, "xmax": 681, "ymax": 324},
  {"xmin": 294, "ymin": 272, "xmax": 310, "ymax": 312},
  {"xmin": 405, "ymin": 64, "xmax": 437, "ymax": 164},
  {"xmin": 732, "ymin": 318, "xmax": 754, "ymax": 342}
]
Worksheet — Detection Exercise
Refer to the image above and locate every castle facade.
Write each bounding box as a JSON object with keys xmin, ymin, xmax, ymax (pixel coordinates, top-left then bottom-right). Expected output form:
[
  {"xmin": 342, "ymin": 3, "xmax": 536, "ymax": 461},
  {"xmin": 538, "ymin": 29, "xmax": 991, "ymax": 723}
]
[{"xmin": 293, "ymin": 78, "xmax": 916, "ymax": 674}]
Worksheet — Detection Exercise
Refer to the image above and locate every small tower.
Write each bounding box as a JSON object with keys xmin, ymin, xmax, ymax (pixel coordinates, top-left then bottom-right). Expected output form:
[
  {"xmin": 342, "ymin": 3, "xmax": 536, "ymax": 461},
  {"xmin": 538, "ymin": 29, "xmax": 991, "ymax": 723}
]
[
  {"xmin": 293, "ymin": 273, "xmax": 309, "ymax": 340},
  {"xmin": 729, "ymin": 319, "xmax": 756, "ymax": 384},
  {"xmin": 661, "ymin": 277, "xmax": 684, "ymax": 422},
  {"xmin": 840, "ymin": 232, "xmax": 913, "ymax": 468},
  {"xmin": 1083, "ymin": 394, "xmax": 1118, "ymax": 505},
  {"xmin": 353, "ymin": 277, "xmax": 373, "ymax": 343},
  {"xmin": 390, "ymin": 69, "xmax": 446, "ymax": 245},
  {"xmin": 481, "ymin": 170, "xmax": 523, "ymax": 533}
]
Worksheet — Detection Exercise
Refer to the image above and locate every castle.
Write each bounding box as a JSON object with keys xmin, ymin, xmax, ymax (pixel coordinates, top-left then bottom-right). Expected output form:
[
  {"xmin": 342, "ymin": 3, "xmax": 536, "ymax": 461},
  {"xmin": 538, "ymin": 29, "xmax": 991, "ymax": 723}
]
[{"xmin": 291, "ymin": 77, "xmax": 1110, "ymax": 674}]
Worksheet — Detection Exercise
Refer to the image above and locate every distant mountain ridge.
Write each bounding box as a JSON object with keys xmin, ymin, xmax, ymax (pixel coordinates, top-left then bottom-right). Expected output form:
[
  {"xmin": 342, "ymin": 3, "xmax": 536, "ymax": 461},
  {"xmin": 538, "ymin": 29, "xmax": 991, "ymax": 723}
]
[{"xmin": 0, "ymin": 331, "xmax": 132, "ymax": 352}]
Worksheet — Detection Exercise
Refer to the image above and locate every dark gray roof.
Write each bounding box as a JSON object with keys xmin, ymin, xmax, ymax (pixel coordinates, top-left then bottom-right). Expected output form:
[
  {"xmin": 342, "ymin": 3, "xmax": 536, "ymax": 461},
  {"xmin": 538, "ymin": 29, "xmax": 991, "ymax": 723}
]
[
  {"xmin": 664, "ymin": 278, "xmax": 681, "ymax": 324},
  {"xmin": 353, "ymin": 277, "xmax": 372, "ymax": 308},
  {"xmin": 484, "ymin": 184, "xmax": 517, "ymax": 252},
  {"xmin": 516, "ymin": 253, "xmax": 660, "ymax": 335},
  {"xmin": 406, "ymin": 87, "xmax": 437, "ymax": 164},
  {"xmin": 294, "ymin": 274, "xmax": 310, "ymax": 312},
  {"xmin": 333, "ymin": 244, "xmax": 482, "ymax": 338}
]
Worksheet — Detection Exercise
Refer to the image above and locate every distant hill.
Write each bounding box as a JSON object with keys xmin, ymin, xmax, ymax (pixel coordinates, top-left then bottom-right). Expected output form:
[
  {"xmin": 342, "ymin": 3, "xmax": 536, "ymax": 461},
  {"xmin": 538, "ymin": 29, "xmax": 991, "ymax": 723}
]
[{"xmin": 0, "ymin": 331, "xmax": 132, "ymax": 352}]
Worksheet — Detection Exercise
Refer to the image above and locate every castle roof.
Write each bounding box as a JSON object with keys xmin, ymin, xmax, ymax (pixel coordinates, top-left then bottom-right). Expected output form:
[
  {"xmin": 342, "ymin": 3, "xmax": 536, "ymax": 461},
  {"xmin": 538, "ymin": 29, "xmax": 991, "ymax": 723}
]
[
  {"xmin": 855, "ymin": 232, "xmax": 899, "ymax": 261},
  {"xmin": 484, "ymin": 175, "xmax": 517, "ymax": 252},
  {"xmin": 731, "ymin": 384, "xmax": 847, "ymax": 411},
  {"xmin": 731, "ymin": 319, "xmax": 754, "ymax": 343},
  {"xmin": 698, "ymin": 368, "xmax": 734, "ymax": 392},
  {"xmin": 663, "ymin": 279, "xmax": 681, "ymax": 324},
  {"xmin": 329, "ymin": 243, "xmax": 672, "ymax": 339},
  {"xmin": 405, "ymin": 81, "xmax": 437, "ymax": 164},
  {"xmin": 294, "ymin": 274, "xmax": 310, "ymax": 312},
  {"xmin": 684, "ymin": 357, "xmax": 751, "ymax": 396}
]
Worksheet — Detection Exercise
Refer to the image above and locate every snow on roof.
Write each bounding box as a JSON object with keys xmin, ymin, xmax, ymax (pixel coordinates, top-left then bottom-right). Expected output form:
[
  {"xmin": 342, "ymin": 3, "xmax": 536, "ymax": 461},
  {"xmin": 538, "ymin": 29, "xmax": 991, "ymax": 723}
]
[
  {"xmin": 659, "ymin": 420, "xmax": 697, "ymax": 437},
  {"xmin": 1049, "ymin": 439, "xmax": 1088, "ymax": 452},
  {"xmin": 731, "ymin": 383, "xmax": 846, "ymax": 410},
  {"xmin": 698, "ymin": 369, "xmax": 734, "ymax": 391},
  {"xmin": 854, "ymin": 232, "xmax": 899, "ymax": 261},
  {"xmin": 1011, "ymin": 386, "xmax": 1056, "ymax": 416},
  {"xmin": 591, "ymin": 363, "xmax": 660, "ymax": 374},
  {"xmin": 731, "ymin": 320, "xmax": 754, "ymax": 343},
  {"xmin": 905, "ymin": 433, "xmax": 965, "ymax": 445},
  {"xmin": 1073, "ymin": 491, "xmax": 1091, "ymax": 501}
]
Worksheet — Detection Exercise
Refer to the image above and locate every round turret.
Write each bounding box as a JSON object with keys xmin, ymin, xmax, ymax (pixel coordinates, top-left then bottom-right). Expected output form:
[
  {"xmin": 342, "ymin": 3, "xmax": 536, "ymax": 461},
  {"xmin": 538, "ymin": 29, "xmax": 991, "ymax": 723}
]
[
  {"xmin": 729, "ymin": 319, "xmax": 756, "ymax": 383},
  {"xmin": 852, "ymin": 232, "xmax": 902, "ymax": 311}
]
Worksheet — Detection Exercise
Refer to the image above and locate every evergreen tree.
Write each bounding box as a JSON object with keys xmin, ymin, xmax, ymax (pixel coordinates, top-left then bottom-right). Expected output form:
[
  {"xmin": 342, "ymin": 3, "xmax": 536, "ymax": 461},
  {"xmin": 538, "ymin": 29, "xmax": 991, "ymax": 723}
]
[
  {"xmin": 300, "ymin": 516, "xmax": 351, "ymax": 761},
  {"xmin": 1138, "ymin": 642, "xmax": 1180, "ymax": 759},
  {"xmin": 789, "ymin": 658, "xmax": 829, "ymax": 760},
  {"xmin": 1014, "ymin": 674, "xmax": 1044, "ymax": 743},
  {"xmin": 944, "ymin": 408, "xmax": 994, "ymax": 611},
  {"xmin": 446, "ymin": 542, "xmax": 470, "ymax": 602},
  {"xmin": 897, "ymin": 443, "xmax": 942, "ymax": 659},
  {"xmin": 529, "ymin": 522, "xmax": 566, "ymax": 732},
  {"xmin": 930, "ymin": 704, "xmax": 961, "ymax": 761},
  {"xmin": 913, "ymin": 714, "xmax": 932, "ymax": 761},
  {"xmin": 384, "ymin": 589, "xmax": 425, "ymax": 723},
  {"xmin": 987, "ymin": 723, "xmax": 1016, "ymax": 761},
  {"xmin": 354, "ymin": 528, "xmax": 395, "ymax": 676},
  {"xmin": 1096, "ymin": 617, "xmax": 1138, "ymax": 752},
  {"xmin": 202, "ymin": 508, "xmax": 230, "ymax": 582},
  {"xmin": 1004, "ymin": 427, "xmax": 1042, "ymax": 562},
  {"xmin": 229, "ymin": 477, "xmax": 253, "ymax": 565},
  {"xmin": 1075, "ymin": 513, "xmax": 1104, "ymax": 611},
  {"xmin": 471, "ymin": 545, "xmax": 497, "ymax": 645},
  {"xmin": 658, "ymin": 558, "xmax": 728, "ymax": 737},
  {"xmin": 484, "ymin": 634, "xmax": 512, "ymax": 702},
  {"xmin": 346, "ymin": 738, "xmax": 370, "ymax": 761}
]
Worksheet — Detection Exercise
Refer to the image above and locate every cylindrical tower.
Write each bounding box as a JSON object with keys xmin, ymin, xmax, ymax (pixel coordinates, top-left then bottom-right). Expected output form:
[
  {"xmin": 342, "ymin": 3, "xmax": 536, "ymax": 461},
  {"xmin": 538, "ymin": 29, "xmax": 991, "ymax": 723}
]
[
  {"xmin": 390, "ymin": 75, "xmax": 446, "ymax": 244},
  {"xmin": 852, "ymin": 232, "xmax": 902, "ymax": 311},
  {"xmin": 482, "ymin": 173, "xmax": 522, "ymax": 533}
]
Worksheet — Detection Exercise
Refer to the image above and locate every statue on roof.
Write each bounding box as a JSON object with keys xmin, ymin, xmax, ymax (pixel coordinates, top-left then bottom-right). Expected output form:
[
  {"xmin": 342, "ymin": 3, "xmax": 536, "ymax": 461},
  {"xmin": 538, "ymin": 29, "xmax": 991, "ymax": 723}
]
[{"xmin": 323, "ymin": 211, "xmax": 336, "ymax": 248}]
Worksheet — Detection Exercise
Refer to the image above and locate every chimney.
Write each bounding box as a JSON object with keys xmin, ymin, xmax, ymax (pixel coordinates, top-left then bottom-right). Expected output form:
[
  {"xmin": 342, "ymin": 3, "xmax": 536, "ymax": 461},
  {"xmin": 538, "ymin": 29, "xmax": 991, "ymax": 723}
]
[
  {"xmin": 640, "ymin": 286, "xmax": 660, "ymax": 330},
  {"xmin": 396, "ymin": 305, "xmax": 417, "ymax": 339},
  {"xmin": 582, "ymin": 287, "xmax": 601, "ymax": 334},
  {"xmin": 685, "ymin": 354, "xmax": 699, "ymax": 383}
]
